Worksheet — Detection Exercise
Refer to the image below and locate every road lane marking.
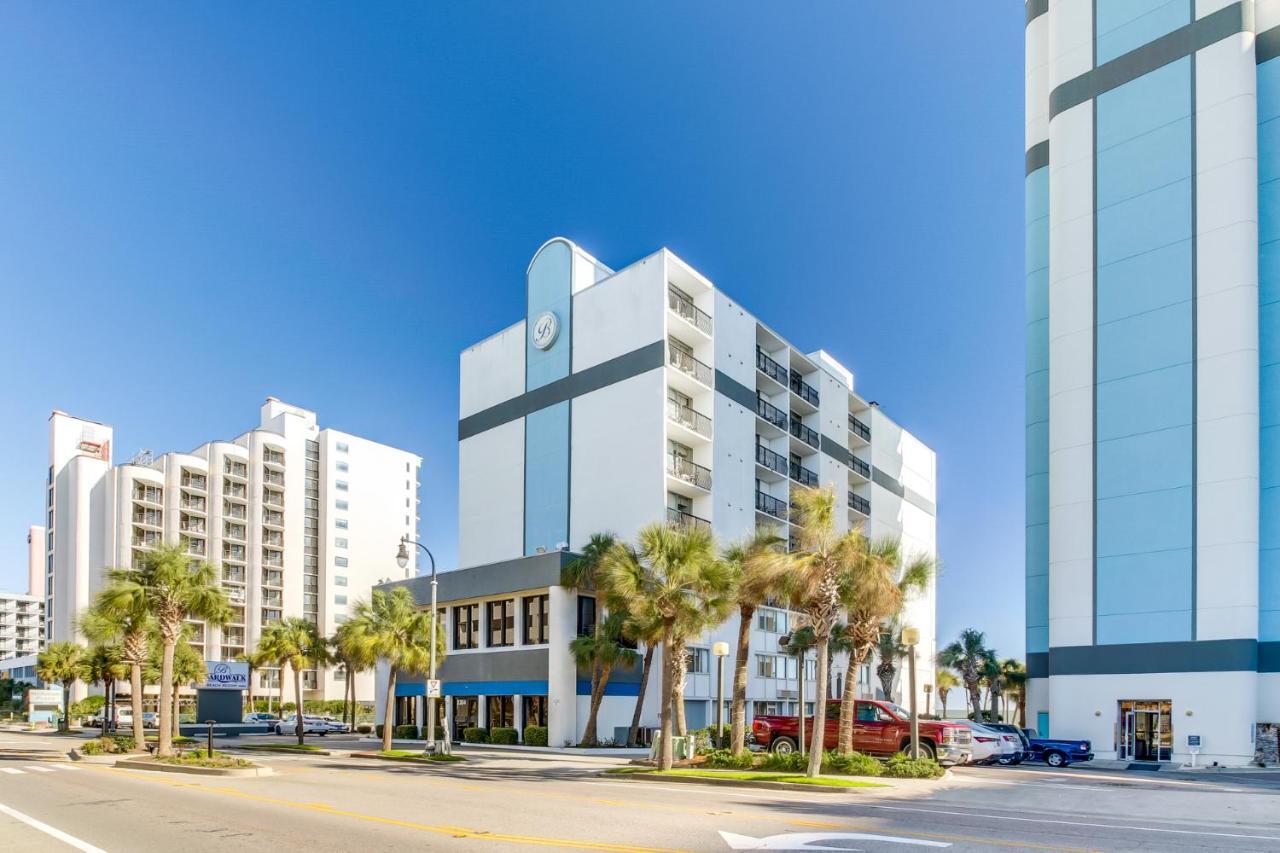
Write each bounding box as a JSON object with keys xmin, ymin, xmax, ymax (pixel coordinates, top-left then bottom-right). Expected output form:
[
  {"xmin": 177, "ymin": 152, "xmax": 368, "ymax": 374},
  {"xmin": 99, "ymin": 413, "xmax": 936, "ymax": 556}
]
[
  {"xmin": 27, "ymin": 767, "xmax": 56, "ymax": 773},
  {"xmin": 0, "ymin": 801, "xmax": 108, "ymax": 853},
  {"xmin": 0, "ymin": 768, "xmax": 22, "ymax": 774}
]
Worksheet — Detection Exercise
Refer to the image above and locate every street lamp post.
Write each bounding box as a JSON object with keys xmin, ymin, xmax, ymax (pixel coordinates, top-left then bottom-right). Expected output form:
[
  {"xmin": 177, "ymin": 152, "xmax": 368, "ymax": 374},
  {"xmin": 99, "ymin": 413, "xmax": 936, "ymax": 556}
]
[
  {"xmin": 396, "ymin": 537, "xmax": 441, "ymax": 754},
  {"xmin": 902, "ymin": 626, "xmax": 921, "ymax": 760},
  {"xmin": 712, "ymin": 641, "xmax": 729, "ymax": 746}
]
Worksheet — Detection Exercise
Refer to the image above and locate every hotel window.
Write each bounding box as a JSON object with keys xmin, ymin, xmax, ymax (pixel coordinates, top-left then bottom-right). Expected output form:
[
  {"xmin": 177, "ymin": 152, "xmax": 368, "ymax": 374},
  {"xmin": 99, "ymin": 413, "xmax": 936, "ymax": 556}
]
[
  {"xmin": 334, "ymin": 594, "xmax": 347, "ymax": 606},
  {"xmin": 523, "ymin": 594, "xmax": 549, "ymax": 644},
  {"xmin": 576, "ymin": 595, "xmax": 596, "ymax": 637},
  {"xmin": 522, "ymin": 696, "xmax": 548, "ymax": 727},
  {"xmin": 335, "ymin": 575, "xmax": 347, "ymax": 587},
  {"xmin": 453, "ymin": 604, "xmax": 480, "ymax": 650},
  {"xmin": 685, "ymin": 647, "xmax": 710, "ymax": 675},
  {"xmin": 336, "ymin": 481, "xmax": 349, "ymax": 492},
  {"xmin": 756, "ymin": 609, "xmax": 787, "ymax": 634},
  {"xmin": 487, "ymin": 599, "xmax": 515, "ymax": 647},
  {"xmin": 487, "ymin": 695, "xmax": 515, "ymax": 729},
  {"xmin": 335, "ymin": 518, "xmax": 348, "ymax": 530},
  {"xmin": 336, "ymin": 614, "xmax": 348, "ymax": 624},
  {"xmin": 336, "ymin": 462, "xmax": 348, "ymax": 473},
  {"xmin": 336, "ymin": 500, "xmax": 348, "ymax": 511},
  {"xmin": 336, "ymin": 442, "xmax": 349, "ymax": 453},
  {"xmin": 335, "ymin": 537, "xmax": 348, "ymax": 549},
  {"xmin": 757, "ymin": 654, "xmax": 797, "ymax": 679},
  {"xmin": 335, "ymin": 556, "xmax": 348, "ymax": 567}
]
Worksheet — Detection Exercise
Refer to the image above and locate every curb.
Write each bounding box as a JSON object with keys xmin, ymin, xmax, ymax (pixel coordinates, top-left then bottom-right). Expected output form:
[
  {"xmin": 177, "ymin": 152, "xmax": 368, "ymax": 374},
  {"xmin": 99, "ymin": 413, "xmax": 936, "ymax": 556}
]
[
  {"xmin": 68, "ymin": 749, "xmax": 119, "ymax": 764},
  {"xmin": 349, "ymin": 752, "xmax": 465, "ymax": 766},
  {"xmin": 234, "ymin": 747, "xmax": 334, "ymax": 757},
  {"xmin": 600, "ymin": 772, "xmax": 884, "ymax": 794},
  {"xmin": 113, "ymin": 757, "xmax": 273, "ymax": 777}
]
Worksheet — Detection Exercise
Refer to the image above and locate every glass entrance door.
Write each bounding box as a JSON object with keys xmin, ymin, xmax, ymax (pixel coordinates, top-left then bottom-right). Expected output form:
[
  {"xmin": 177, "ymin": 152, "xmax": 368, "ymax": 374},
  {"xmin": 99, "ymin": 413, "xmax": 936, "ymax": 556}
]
[{"xmin": 1118, "ymin": 700, "xmax": 1172, "ymax": 761}]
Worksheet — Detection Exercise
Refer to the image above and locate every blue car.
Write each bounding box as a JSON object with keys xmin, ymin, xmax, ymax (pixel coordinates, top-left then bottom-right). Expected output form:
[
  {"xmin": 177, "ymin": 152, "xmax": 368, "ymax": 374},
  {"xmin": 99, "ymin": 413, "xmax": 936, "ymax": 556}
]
[{"xmin": 1022, "ymin": 728, "xmax": 1093, "ymax": 767}]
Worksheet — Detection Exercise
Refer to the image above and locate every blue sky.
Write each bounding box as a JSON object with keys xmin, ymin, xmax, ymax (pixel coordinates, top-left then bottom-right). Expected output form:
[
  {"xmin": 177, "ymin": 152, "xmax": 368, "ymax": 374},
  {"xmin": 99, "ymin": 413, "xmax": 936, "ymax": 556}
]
[{"xmin": 0, "ymin": 4, "xmax": 1026, "ymax": 656}]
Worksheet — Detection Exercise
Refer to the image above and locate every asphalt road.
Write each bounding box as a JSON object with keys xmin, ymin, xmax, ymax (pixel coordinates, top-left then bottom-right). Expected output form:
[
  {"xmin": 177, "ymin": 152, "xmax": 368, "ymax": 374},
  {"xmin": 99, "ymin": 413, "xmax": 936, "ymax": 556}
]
[{"xmin": 3, "ymin": 731, "xmax": 1280, "ymax": 852}]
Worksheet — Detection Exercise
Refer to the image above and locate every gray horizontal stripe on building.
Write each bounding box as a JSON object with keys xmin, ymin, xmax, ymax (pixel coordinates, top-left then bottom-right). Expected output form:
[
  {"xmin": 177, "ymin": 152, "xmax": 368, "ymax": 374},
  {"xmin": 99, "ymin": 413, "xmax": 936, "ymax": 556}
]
[
  {"xmin": 1029, "ymin": 639, "xmax": 1267, "ymax": 677},
  {"xmin": 1025, "ymin": 0, "xmax": 1047, "ymax": 26},
  {"xmin": 714, "ymin": 369, "xmax": 757, "ymax": 411},
  {"xmin": 1259, "ymin": 25, "xmax": 1280, "ymax": 64},
  {"xmin": 1049, "ymin": 2, "xmax": 1250, "ymax": 119},
  {"xmin": 439, "ymin": 648, "xmax": 549, "ymax": 683},
  {"xmin": 1025, "ymin": 140, "xmax": 1049, "ymax": 176},
  {"xmin": 458, "ymin": 340, "xmax": 665, "ymax": 440}
]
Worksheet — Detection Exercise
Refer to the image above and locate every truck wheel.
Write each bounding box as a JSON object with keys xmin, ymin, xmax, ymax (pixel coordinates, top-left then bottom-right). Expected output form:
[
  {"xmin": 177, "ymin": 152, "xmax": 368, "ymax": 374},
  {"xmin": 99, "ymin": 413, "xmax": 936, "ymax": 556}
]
[
  {"xmin": 1045, "ymin": 750, "xmax": 1067, "ymax": 768},
  {"xmin": 899, "ymin": 740, "xmax": 936, "ymax": 761},
  {"xmin": 770, "ymin": 736, "xmax": 797, "ymax": 754}
]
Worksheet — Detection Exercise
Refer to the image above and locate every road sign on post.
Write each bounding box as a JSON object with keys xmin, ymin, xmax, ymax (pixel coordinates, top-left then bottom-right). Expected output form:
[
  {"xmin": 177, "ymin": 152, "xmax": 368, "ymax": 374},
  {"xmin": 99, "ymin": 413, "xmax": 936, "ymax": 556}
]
[
  {"xmin": 1188, "ymin": 734, "xmax": 1201, "ymax": 767},
  {"xmin": 426, "ymin": 679, "xmax": 441, "ymax": 698}
]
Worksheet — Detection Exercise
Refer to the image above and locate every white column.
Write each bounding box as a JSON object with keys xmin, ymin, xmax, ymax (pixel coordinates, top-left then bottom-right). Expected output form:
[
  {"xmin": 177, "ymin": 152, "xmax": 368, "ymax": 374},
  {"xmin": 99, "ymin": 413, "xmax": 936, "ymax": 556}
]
[{"xmin": 547, "ymin": 586, "xmax": 577, "ymax": 747}]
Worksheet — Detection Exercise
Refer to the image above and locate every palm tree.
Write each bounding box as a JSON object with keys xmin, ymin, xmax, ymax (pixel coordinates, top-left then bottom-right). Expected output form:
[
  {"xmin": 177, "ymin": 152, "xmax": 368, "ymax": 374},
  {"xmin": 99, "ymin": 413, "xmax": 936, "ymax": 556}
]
[
  {"xmin": 622, "ymin": 609, "xmax": 663, "ymax": 748},
  {"xmin": 981, "ymin": 652, "xmax": 1002, "ymax": 723},
  {"xmin": 334, "ymin": 621, "xmax": 376, "ymax": 732},
  {"xmin": 937, "ymin": 629, "xmax": 991, "ymax": 719},
  {"xmin": 835, "ymin": 536, "xmax": 933, "ymax": 754},
  {"xmin": 273, "ymin": 617, "xmax": 329, "ymax": 745},
  {"xmin": 722, "ymin": 529, "xmax": 787, "ymax": 755},
  {"xmin": 79, "ymin": 644, "xmax": 126, "ymax": 736},
  {"xmin": 601, "ymin": 522, "xmax": 734, "ymax": 770},
  {"xmin": 347, "ymin": 587, "xmax": 445, "ymax": 752},
  {"xmin": 1001, "ymin": 659, "xmax": 1028, "ymax": 726},
  {"xmin": 875, "ymin": 623, "xmax": 907, "ymax": 703},
  {"xmin": 96, "ymin": 544, "xmax": 230, "ymax": 756},
  {"xmin": 569, "ymin": 611, "xmax": 638, "ymax": 746},
  {"xmin": 37, "ymin": 642, "xmax": 85, "ymax": 732},
  {"xmin": 935, "ymin": 670, "xmax": 959, "ymax": 719},
  {"xmin": 81, "ymin": 583, "xmax": 152, "ymax": 749},
  {"xmin": 560, "ymin": 533, "xmax": 620, "ymax": 736},
  {"xmin": 254, "ymin": 623, "xmax": 290, "ymax": 716}
]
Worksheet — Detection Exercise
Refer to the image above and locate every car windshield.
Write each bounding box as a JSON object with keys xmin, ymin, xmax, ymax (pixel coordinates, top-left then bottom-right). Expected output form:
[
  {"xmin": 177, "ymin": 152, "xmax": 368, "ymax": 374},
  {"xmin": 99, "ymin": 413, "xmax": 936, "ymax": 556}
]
[{"xmin": 881, "ymin": 702, "xmax": 910, "ymax": 721}]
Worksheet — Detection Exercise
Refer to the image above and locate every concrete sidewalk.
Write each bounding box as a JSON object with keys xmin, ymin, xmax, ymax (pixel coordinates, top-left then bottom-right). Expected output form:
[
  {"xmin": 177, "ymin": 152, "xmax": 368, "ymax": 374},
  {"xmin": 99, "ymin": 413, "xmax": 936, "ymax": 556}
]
[{"xmin": 354, "ymin": 737, "xmax": 645, "ymax": 761}]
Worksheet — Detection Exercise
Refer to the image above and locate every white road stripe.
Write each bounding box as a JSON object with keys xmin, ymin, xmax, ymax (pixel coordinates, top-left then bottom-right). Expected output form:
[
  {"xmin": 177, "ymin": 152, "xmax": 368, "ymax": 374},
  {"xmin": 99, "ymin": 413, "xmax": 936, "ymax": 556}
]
[
  {"xmin": 57, "ymin": 764, "xmax": 81, "ymax": 771},
  {"xmin": 27, "ymin": 767, "xmax": 55, "ymax": 773},
  {"xmin": 0, "ymin": 768, "xmax": 22, "ymax": 775},
  {"xmin": 0, "ymin": 800, "xmax": 108, "ymax": 853}
]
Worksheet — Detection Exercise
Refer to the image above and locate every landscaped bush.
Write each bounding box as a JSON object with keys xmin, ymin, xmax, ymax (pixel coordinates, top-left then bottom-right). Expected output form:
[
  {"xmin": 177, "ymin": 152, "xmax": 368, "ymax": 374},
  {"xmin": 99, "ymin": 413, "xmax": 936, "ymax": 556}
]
[
  {"xmin": 393, "ymin": 724, "xmax": 420, "ymax": 740},
  {"xmin": 883, "ymin": 753, "xmax": 945, "ymax": 779},
  {"xmin": 704, "ymin": 724, "xmax": 730, "ymax": 750},
  {"xmin": 357, "ymin": 724, "xmax": 372, "ymax": 734},
  {"xmin": 104, "ymin": 735, "xmax": 136, "ymax": 753},
  {"xmin": 156, "ymin": 750, "xmax": 255, "ymax": 769},
  {"xmin": 523, "ymin": 725, "xmax": 548, "ymax": 747},
  {"xmin": 490, "ymin": 727, "xmax": 518, "ymax": 745},
  {"xmin": 822, "ymin": 750, "xmax": 882, "ymax": 777},
  {"xmin": 79, "ymin": 739, "xmax": 106, "ymax": 755},
  {"xmin": 462, "ymin": 727, "xmax": 489, "ymax": 743},
  {"xmin": 758, "ymin": 750, "xmax": 808, "ymax": 772},
  {"xmin": 700, "ymin": 748, "xmax": 756, "ymax": 770}
]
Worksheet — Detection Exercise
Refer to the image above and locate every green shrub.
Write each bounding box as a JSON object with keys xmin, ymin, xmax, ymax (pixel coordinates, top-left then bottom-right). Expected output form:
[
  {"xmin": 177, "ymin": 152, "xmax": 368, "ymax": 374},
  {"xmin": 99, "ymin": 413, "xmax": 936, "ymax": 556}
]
[
  {"xmin": 821, "ymin": 750, "xmax": 882, "ymax": 777},
  {"xmin": 700, "ymin": 748, "xmax": 756, "ymax": 770},
  {"xmin": 357, "ymin": 724, "xmax": 372, "ymax": 734},
  {"xmin": 759, "ymin": 750, "xmax": 808, "ymax": 772},
  {"xmin": 79, "ymin": 739, "xmax": 105, "ymax": 755},
  {"xmin": 704, "ymin": 724, "xmax": 730, "ymax": 750},
  {"xmin": 523, "ymin": 725, "xmax": 548, "ymax": 747},
  {"xmin": 393, "ymin": 724, "xmax": 420, "ymax": 740},
  {"xmin": 884, "ymin": 752, "xmax": 945, "ymax": 779},
  {"xmin": 462, "ymin": 727, "xmax": 489, "ymax": 743},
  {"xmin": 105, "ymin": 735, "xmax": 136, "ymax": 752},
  {"xmin": 490, "ymin": 727, "xmax": 518, "ymax": 745},
  {"xmin": 69, "ymin": 696, "xmax": 105, "ymax": 719}
]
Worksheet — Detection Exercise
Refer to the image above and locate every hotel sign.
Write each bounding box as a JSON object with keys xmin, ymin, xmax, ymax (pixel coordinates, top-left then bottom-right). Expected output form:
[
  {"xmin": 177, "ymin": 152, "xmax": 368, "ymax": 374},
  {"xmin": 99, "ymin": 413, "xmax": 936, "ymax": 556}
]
[
  {"xmin": 77, "ymin": 439, "xmax": 109, "ymax": 461},
  {"xmin": 204, "ymin": 661, "xmax": 249, "ymax": 691}
]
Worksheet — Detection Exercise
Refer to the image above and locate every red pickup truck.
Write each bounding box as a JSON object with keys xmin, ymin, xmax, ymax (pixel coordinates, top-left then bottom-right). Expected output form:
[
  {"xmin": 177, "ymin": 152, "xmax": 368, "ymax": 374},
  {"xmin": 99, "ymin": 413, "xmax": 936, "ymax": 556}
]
[{"xmin": 751, "ymin": 699, "xmax": 972, "ymax": 766}]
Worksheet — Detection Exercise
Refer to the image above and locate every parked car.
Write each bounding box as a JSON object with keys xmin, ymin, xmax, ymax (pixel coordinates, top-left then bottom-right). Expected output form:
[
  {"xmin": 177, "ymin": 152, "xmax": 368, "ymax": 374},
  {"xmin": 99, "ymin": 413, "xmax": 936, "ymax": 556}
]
[
  {"xmin": 244, "ymin": 712, "xmax": 280, "ymax": 724},
  {"xmin": 319, "ymin": 716, "xmax": 350, "ymax": 734},
  {"xmin": 984, "ymin": 723, "xmax": 1029, "ymax": 765},
  {"xmin": 141, "ymin": 712, "xmax": 159, "ymax": 729},
  {"xmin": 274, "ymin": 715, "xmax": 330, "ymax": 736},
  {"xmin": 750, "ymin": 699, "xmax": 973, "ymax": 766},
  {"xmin": 1021, "ymin": 729, "xmax": 1093, "ymax": 767},
  {"xmin": 963, "ymin": 722, "xmax": 1004, "ymax": 765}
]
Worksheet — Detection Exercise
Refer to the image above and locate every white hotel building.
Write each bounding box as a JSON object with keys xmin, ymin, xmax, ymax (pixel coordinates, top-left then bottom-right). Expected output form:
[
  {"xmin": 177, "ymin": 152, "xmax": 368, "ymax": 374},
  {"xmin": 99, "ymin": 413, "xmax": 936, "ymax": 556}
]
[
  {"xmin": 377, "ymin": 238, "xmax": 937, "ymax": 748},
  {"xmin": 43, "ymin": 399, "xmax": 421, "ymax": 702}
]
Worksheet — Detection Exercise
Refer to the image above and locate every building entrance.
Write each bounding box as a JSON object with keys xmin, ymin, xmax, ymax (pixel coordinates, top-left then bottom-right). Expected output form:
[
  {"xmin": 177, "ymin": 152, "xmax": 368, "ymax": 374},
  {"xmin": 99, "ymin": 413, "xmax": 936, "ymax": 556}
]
[{"xmin": 1118, "ymin": 700, "xmax": 1172, "ymax": 761}]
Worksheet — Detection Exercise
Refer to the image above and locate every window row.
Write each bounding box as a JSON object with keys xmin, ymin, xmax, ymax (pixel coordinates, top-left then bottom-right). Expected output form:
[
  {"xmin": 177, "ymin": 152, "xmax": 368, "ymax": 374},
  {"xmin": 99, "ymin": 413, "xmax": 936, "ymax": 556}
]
[{"xmin": 452, "ymin": 594, "xmax": 549, "ymax": 650}]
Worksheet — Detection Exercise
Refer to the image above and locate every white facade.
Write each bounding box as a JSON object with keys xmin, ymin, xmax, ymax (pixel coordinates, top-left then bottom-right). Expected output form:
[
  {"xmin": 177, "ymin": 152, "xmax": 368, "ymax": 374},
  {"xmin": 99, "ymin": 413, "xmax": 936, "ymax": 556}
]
[
  {"xmin": 0, "ymin": 591, "xmax": 43, "ymax": 662},
  {"xmin": 43, "ymin": 400, "xmax": 421, "ymax": 702}
]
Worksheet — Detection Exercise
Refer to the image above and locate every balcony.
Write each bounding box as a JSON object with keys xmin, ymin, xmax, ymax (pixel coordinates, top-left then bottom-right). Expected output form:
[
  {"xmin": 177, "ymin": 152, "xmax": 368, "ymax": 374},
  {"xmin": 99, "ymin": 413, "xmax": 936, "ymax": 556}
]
[
  {"xmin": 132, "ymin": 510, "xmax": 163, "ymax": 528},
  {"xmin": 224, "ymin": 481, "xmax": 247, "ymax": 499},
  {"xmin": 755, "ymin": 444, "xmax": 788, "ymax": 478},
  {"xmin": 262, "ymin": 509, "xmax": 284, "ymax": 528},
  {"xmin": 848, "ymin": 492, "xmax": 871, "ymax": 516},
  {"xmin": 262, "ymin": 591, "xmax": 283, "ymax": 608},
  {"xmin": 262, "ymin": 489, "xmax": 284, "ymax": 508},
  {"xmin": 223, "ymin": 461, "xmax": 248, "ymax": 479},
  {"xmin": 756, "ymin": 348, "xmax": 788, "ymax": 387},
  {"xmin": 755, "ymin": 491, "xmax": 789, "ymax": 521},
  {"xmin": 224, "ymin": 502, "xmax": 246, "ymax": 520},
  {"xmin": 262, "ymin": 530, "xmax": 284, "ymax": 547},
  {"xmin": 262, "ymin": 569, "xmax": 283, "ymax": 587},
  {"xmin": 850, "ymin": 456, "xmax": 871, "ymax": 479},
  {"xmin": 666, "ymin": 454, "xmax": 712, "ymax": 491},
  {"xmin": 666, "ymin": 507, "xmax": 711, "ymax": 531},
  {"xmin": 131, "ymin": 530, "xmax": 162, "ymax": 548},
  {"xmin": 666, "ymin": 399, "xmax": 712, "ymax": 438},
  {"xmin": 667, "ymin": 286, "xmax": 712, "ymax": 335},
  {"xmin": 789, "ymin": 373, "xmax": 819, "ymax": 407},
  {"xmin": 223, "ymin": 567, "xmax": 246, "ymax": 584},
  {"xmin": 263, "ymin": 448, "xmax": 286, "ymax": 467},
  {"xmin": 185, "ymin": 539, "xmax": 206, "ymax": 557},
  {"xmin": 263, "ymin": 470, "xmax": 285, "ymax": 487},
  {"xmin": 789, "ymin": 419, "xmax": 819, "ymax": 449},
  {"xmin": 179, "ymin": 516, "xmax": 206, "ymax": 535},
  {"xmin": 756, "ymin": 397, "xmax": 788, "ymax": 430},
  {"xmin": 668, "ymin": 343, "xmax": 712, "ymax": 388},
  {"xmin": 849, "ymin": 415, "xmax": 871, "ymax": 443},
  {"xmin": 132, "ymin": 487, "xmax": 163, "ymax": 506},
  {"xmin": 223, "ymin": 523, "xmax": 246, "ymax": 541},
  {"xmin": 262, "ymin": 550, "xmax": 283, "ymax": 568},
  {"xmin": 790, "ymin": 460, "xmax": 819, "ymax": 488},
  {"xmin": 181, "ymin": 473, "xmax": 208, "ymax": 491},
  {"xmin": 223, "ymin": 545, "xmax": 247, "ymax": 562},
  {"xmin": 180, "ymin": 496, "xmax": 207, "ymax": 514}
]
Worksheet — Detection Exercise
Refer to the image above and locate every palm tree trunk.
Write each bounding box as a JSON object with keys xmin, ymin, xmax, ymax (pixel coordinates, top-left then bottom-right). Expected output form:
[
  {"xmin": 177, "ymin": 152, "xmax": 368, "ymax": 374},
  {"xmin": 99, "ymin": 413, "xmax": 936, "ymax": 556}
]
[
  {"xmin": 989, "ymin": 687, "xmax": 999, "ymax": 723},
  {"xmin": 673, "ymin": 642, "xmax": 688, "ymax": 739},
  {"xmin": 381, "ymin": 669, "xmax": 397, "ymax": 752},
  {"xmin": 939, "ymin": 691, "xmax": 948, "ymax": 719},
  {"xmin": 129, "ymin": 663, "xmax": 145, "ymax": 750},
  {"xmin": 838, "ymin": 646, "xmax": 866, "ymax": 753},
  {"xmin": 583, "ymin": 663, "xmax": 609, "ymax": 747},
  {"xmin": 101, "ymin": 678, "xmax": 112, "ymax": 737},
  {"xmin": 626, "ymin": 645, "xmax": 655, "ymax": 748},
  {"xmin": 967, "ymin": 682, "xmax": 982, "ymax": 720},
  {"xmin": 807, "ymin": 636, "xmax": 830, "ymax": 778},
  {"xmin": 60, "ymin": 681, "xmax": 70, "ymax": 733},
  {"xmin": 658, "ymin": 626, "xmax": 674, "ymax": 770},
  {"xmin": 730, "ymin": 606, "xmax": 752, "ymax": 755},
  {"xmin": 172, "ymin": 683, "xmax": 181, "ymax": 741},
  {"xmin": 294, "ymin": 666, "xmax": 305, "ymax": 746},
  {"xmin": 278, "ymin": 662, "xmax": 286, "ymax": 716},
  {"xmin": 157, "ymin": 640, "xmax": 176, "ymax": 757}
]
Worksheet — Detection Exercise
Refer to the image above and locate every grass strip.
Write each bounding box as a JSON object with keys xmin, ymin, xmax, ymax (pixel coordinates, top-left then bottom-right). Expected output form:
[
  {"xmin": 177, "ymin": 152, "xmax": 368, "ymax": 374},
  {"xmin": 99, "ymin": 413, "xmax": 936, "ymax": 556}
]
[{"xmin": 608, "ymin": 768, "xmax": 884, "ymax": 788}]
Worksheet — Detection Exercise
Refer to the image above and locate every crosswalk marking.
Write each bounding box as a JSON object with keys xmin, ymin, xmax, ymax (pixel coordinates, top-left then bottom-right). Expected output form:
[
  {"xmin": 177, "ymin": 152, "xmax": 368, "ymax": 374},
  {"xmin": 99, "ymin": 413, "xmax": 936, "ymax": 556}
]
[
  {"xmin": 0, "ymin": 764, "xmax": 76, "ymax": 775},
  {"xmin": 0, "ymin": 768, "xmax": 21, "ymax": 775},
  {"xmin": 27, "ymin": 767, "xmax": 55, "ymax": 773}
]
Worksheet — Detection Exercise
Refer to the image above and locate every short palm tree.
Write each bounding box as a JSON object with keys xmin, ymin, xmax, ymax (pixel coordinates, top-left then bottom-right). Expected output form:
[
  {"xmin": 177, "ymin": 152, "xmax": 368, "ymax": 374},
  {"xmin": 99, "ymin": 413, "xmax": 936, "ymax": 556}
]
[
  {"xmin": 937, "ymin": 629, "xmax": 991, "ymax": 719},
  {"xmin": 622, "ymin": 609, "xmax": 664, "ymax": 748},
  {"xmin": 935, "ymin": 669, "xmax": 959, "ymax": 718},
  {"xmin": 348, "ymin": 587, "xmax": 445, "ymax": 752},
  {"xmin": 37, "ymin": 642, "xmax": 85, "ymax": 732},
  {"xmin": 561, "ymin": 532, "xmax": 623, "ymax": 743},
  {"xmin": 601, "ymin": 522, "xmax": 733, "ymax": 770},
  {"xmin": 569, "ymin": 610, "xmax": 637, "ymax": 746},
  {"xmin": 332, "ymin": 622, "xmax": 367, "ymax": 731},
  {"xmin": 274, "ymin": 617, "xmax": 330, "ymax": 745},
  {"xmin": 147, "ymin": 630, "xmax": 206, "ymax": 740},
  {"xmin": 79, "ymin": 644, "xmax": 127, "ymax": 736},
  {"xmin": 981, "ymin": 652, "xmax": 1003, "ymax": 723},
  {"xmin": 254, "ymin": 623, "xmax": 290, "ymax": 715},
  {"xmin": 96, "ymin": 544, "xmax": 230, "ymax": 756},
  {"xmin": 722, "ymin": 529, "xmax": 788, "ymax": 755},
  {"xmin": 81, "ymin": 583, "xmax": 153, "ymax": 748},
  {"xmin": 1001, "ymin": 659, "xmax": 1028, "ymax": 726},
  {"xmin": 875, "ymin": 622, "xmax": 907, "ymax": 703}
]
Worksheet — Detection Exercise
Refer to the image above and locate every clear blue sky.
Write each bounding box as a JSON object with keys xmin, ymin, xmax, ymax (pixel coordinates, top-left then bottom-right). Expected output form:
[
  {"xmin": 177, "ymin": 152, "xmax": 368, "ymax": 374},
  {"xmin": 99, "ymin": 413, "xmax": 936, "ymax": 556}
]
[{"xmin": 0, "ymin": 4, "xmax": 1026, "ymax": 657}]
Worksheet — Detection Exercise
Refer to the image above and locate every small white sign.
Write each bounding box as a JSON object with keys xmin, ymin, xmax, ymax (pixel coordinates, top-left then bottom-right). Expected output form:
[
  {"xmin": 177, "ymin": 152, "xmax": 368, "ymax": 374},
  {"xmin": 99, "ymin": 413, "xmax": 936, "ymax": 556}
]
[
  {"xmin": 204, "ymin": 660, "xmax": 249, "ymax": 690},
  {"xmin": 27, "ymin": 688, "xmax": 62, "ymax": 708},
  {"xmin": 426, "ymin": 679, "xmax": 441, "ymax": 698}
]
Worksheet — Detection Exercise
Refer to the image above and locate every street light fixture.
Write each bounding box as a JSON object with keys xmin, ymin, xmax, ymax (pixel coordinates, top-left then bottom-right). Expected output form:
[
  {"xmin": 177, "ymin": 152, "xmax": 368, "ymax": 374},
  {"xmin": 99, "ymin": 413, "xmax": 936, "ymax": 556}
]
[
  {"xmin": 396, "ymin": 537, "xmax": 444, "ymax": 754},
  {"xmin": 712, "ymin": 641, "xmax": 729, "ymax": 746},
  {"xmin": 902, "ymin": 625, "xmax": 921, "ymax": 760}
]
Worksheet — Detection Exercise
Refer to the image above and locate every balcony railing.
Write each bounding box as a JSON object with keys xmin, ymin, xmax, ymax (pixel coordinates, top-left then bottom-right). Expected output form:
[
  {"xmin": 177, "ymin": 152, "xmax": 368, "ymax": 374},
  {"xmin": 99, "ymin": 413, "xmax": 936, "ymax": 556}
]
[
  {"xmin": 263, "ymin": 470, "xmax": 285, "ymax": 487},
  {"xmin": 132, "ymin": 511, "xmax": 163, "ymax": 528},
  {"xmin": 666, "ymin": 399, "xmax": 712, "ymax": 437},
  {"xmin": 849, "ymin": 415, "xmax": 871, "ymax": 442},
  {"xmin": 223, "ymin": 567, "xmax": 246, "ymax": 584},
  {"xmin": 263, "ymin": 449, "xmax": 285, "ymax": 466},
  {"xmin": 851, "ymin": 456, "xmax": 871, "ymax": 478},
  {"xmin": 262, "ymin": 552, "xmax": 283, "ymax": 568},
  {"xmin": 668, "ymin": 344, "xmax": 713, "ymax": 387},
  {"xmin": 181, "ymin": 474, "xmax": 208, "ymax": 491},
  {"xmin": 756, "ymin": 397, "xmax": 788, "ymax": 430},
  {"xmin": 223, "ymin": 546, "xmax": 246, "ymax": 561},
  {"xmin": 756, "ymin": 348, "xmax": 788, "ymax": 386},
  {"xmin": 848, "ymin": 492, "xmax": 871, "ymax": 516},
  {"xmin": 223, "ymin": 462, "xmax": 248, "ymax": 478},
  {"xmin": 789, "ymin": 372, "xmax": 819, "ymax": 406},
  {"xmin": 667, "ymin": 454, "xmax": 712, "ymax": 490},
  {"xmin": 179, "ymin": 520, "xmax": 206, "ymax": 535},
  {"xmin": 667, "ymin": 286, "xmax": 712, "ymax": 335},
  {"xmin": 224, "ymin": 482, "xmax": 247, "ymax": 498},
  {"xmin": 133, "ymin": 487, "xmax": 163, "ymax": 505},
  {"xmin": 755, "ymin": 491, "xmax": 789, "ymax": 521},
  {"xmin": 262, "ymin": 490, "xmax": 283, "ymax": 507},
  {"xmin": 186, "ymin": 539, "xmax": 206, "ymax": 556},
  {"xmin": 262, "ymin": 510, "xmax": 284, "ymax": 527},
  {"xmin": 790, "ymin": 460, "xmax": 819, "ymax": 487},
  {"xmin": 755, "ymin": 444, "xmax": 788, "ymax": 477},
  {"xmin": 262, "ymin": 531, "xmax": 283, "ymax": 547},
  {"xmin": 666, "ymin": 507, "xmax": 711, "ymax": 531},
  {"xmin": 181, "ymin": 497, "xmax": 207, "ymax": 513},
  {"xmin": 789, "ymin": 419, "xmax": 819, "ymax": 449}
]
